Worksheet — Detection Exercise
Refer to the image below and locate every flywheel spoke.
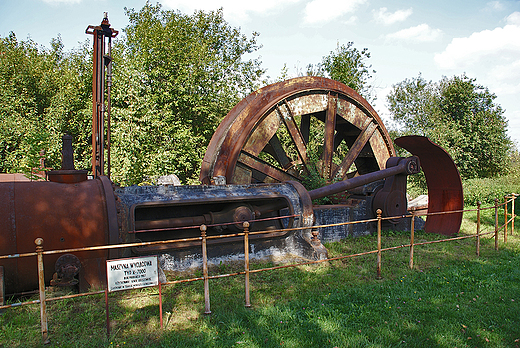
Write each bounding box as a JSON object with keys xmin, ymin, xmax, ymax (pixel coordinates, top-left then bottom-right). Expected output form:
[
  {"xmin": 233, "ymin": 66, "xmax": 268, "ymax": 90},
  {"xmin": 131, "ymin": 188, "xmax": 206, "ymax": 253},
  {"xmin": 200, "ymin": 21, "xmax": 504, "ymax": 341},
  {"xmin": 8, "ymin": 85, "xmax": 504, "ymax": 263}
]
[
  {"xmin": 264, "ymin": 134, "xmax": 292, "ymax": 169},
  {"xmin": 238, "ymin": 151, "xmax": 300, "ymax": 182},
  {"xmin": 331, "ymin": 120, "xmax": 378, "ymax": 180},
  {"xmin": 276, "ymin": 102, "xmax": 308, "ymax": 170},
  {"xmin": 322, "ymin": 93, "xmax": 337, "ymax": 179},
  {"xmin": 300, "ymin": 114, "xmax": 310, "ymax": 145}
]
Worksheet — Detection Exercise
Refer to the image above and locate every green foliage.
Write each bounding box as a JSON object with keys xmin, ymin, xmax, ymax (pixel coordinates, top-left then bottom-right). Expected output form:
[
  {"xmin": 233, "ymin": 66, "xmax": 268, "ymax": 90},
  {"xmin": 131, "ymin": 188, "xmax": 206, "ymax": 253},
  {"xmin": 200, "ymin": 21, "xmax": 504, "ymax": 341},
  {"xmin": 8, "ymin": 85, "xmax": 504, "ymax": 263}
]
[
  {"xmin": 463, "ymin": 176, "xmax": 519, "ymax": 206},
  {"xmin": 462, "ymin": 158, "xmax": 520, "ymax": 206},
  {"xmin": 388, "ymin": 74, "xmax": 513, "ymax": 180},
  {"xmin": 110, "ymin": 3, "xmax": 265, "ymax": 185},
  {"xmin": 0, "ymin": 4, "xmax": 264, "ymax": 184},
  {"xmin": 0, "ymin": 33, "xmax": 92, "ymax": 174},
  {"xmin": 307, "ymin": 42, "xmax": 375, "ymax": 101}
]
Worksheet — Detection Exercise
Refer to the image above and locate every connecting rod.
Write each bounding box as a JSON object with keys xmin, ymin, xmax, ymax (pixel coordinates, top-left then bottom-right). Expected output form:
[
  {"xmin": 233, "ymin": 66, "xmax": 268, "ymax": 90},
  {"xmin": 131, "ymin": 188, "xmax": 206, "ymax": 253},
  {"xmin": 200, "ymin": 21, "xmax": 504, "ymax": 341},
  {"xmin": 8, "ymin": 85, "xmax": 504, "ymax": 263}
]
[{"xmin": 308, "ymin": 156, "xmax": 420, "ymax": 201}]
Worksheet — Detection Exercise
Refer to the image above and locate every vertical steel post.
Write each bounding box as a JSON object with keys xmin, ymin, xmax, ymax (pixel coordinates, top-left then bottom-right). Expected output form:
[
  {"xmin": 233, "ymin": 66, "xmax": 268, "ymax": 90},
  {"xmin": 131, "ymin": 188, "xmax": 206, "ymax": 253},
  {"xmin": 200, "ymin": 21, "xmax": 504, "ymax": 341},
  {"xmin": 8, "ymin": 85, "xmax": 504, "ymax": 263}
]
[
  {"xmin": 409, "ymin": 212, "xmax": 415, "ymax": 270},
  {"xmin": 105, "ymin": 288, "xmax": 110, "ymax": 338},
  {"xmin": 0, "ymin": 266, "xmax": 4, "ymax": 307},
  {"xmin": 200, "ymin": 225, "xmax": 211, "ymax": 314},
  {"xmin": 512, "ymin": 194, "xmax": 516, "ymax": 235},
  {"xmin": 504, "ymin": 195, "xmax": 508, "ymax": 243},
  {"xmin": 495, "ymin": 198, "xmax": 499, "ymax": 251},
  {"xmin": 476, "ymin": 202, "xmax": 481, "ymax": 257},
  {"xmin": 376, "ymin": 209, "xmax": 382, "ymax": 279},
  {"xmin": 91, "ymin": 21, "xmax": 104, "ymax": 178},
  {"xmin": 159, "ymin": 281, "xmax": 163, "ymax": 329},
  {"xmin": 243, "ymin": 221, "xmax": 251, "ymax": 308},
  {"xmin": 35, "ymin": 238, "xmax": 49, "ymax": 344},
  {"xmin": 106, "ymin": 35, "xmax": 112, "ymax": 180}
]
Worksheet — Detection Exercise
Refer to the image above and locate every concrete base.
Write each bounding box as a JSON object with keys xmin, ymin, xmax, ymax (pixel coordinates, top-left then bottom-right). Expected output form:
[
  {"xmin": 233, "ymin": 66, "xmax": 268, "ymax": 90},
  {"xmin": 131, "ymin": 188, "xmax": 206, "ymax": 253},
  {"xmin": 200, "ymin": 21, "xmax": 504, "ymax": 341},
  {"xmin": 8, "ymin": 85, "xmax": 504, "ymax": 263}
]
[{"xmin": 314, "ymin": 199, "xmax": 426, "ymax": 243}]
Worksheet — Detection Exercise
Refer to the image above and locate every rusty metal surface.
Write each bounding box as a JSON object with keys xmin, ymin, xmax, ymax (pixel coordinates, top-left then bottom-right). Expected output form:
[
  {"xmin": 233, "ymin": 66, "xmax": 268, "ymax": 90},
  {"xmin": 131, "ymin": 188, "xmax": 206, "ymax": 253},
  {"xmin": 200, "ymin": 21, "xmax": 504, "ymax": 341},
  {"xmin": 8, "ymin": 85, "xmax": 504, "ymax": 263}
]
[
  {"xmin": 0, "ymin": 178, "xmax": 115, "ymax": 295},
  {"xmin": 35, "ymin": 238, "xmax": 49, "ymax": 344},
  {"xmin": 394, "ymin": 136, "xmax": 463, "ymax": 236},
  {"xmin": 322, "ymin": 93, "xmax": 338, "ymax": 178},
  {"xmin": 308, "ymin": 156, "xmax": 420, "ymax": 201},
  {"xmin": 115, "ymin": 182, "xmax": 322, "ymax": 261},
  {"xmin": 86, "ymin": 13, "xmax": 118, "ymax": 178},
  {"xmin": 47, "ymin": 170, "xmax": 88, "ymax": 184},
  {"xmin": 200, "ymin": 76, "xmax": 395, "ymax": 187},
  {"xmin": 47, "ymin": 135, "xmax": 88, "ymax": 184},
  {"xmin": 51, "ymin": 254, "xmax": 81, "ymax": 286}
]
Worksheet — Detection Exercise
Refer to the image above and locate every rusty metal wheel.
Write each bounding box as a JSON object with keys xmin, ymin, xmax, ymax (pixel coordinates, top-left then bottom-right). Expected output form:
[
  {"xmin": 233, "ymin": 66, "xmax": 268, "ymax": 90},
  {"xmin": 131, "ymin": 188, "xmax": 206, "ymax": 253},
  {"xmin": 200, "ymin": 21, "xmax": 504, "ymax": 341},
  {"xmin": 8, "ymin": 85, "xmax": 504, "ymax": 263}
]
[{"xmin": 200, "ymin": 76, "xmax": 395, "ymax": 190}]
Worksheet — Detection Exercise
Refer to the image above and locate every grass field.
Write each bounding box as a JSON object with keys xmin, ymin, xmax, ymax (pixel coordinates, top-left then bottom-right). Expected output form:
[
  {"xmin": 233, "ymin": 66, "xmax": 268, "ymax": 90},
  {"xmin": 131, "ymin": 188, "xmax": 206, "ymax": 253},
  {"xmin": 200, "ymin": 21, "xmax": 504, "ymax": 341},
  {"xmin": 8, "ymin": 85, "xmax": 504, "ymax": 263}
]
[{"xmin": 1, "ymin": 200, "xmax": 519, "ymax": 348}]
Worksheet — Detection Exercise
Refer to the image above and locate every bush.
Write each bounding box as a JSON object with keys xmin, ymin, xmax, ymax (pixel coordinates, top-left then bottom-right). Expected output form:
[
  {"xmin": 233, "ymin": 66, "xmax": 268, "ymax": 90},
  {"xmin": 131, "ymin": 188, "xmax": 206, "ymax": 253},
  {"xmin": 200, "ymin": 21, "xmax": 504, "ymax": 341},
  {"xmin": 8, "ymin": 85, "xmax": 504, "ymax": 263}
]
[{"xmin": 463, "ymin": 175, "xmax": 520, "ymax": 206}]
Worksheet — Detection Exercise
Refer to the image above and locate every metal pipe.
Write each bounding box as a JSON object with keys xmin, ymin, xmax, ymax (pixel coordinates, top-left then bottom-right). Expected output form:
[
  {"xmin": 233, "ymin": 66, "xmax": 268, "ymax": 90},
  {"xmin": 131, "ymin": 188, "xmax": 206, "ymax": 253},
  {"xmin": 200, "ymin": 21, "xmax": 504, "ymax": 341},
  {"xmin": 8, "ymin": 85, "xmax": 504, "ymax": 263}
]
[
  {"xmin": 35, "ymin": 238, "xmax": 49, "ymax": 345},
  {"xmin": 308, "ymin": 156, "xmax": 419, "ymax": 201},
  {"xmin": 131, "ymin": 214, "xmax": 299, "ymax": 234},
  {"xmin": 243, "ymin": 221, "xmax": 251, "ymax": 308}
]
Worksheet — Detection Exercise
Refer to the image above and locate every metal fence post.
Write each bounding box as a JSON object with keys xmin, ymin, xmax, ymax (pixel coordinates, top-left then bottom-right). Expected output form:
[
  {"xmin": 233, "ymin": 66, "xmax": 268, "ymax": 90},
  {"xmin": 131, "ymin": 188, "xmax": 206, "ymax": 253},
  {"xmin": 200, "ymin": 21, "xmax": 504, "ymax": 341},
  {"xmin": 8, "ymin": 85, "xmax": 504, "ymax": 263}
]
[
  {"xmin": 494, "ymin": 198, "xmax": 499, "ymax": 251},
  {"xmin": 35, "ymin": 238, "xmax": 50, "ymax": 344},
  {"xmin": 504, "ymin": 195, "xmax": 508, "ymax": 243},
  {"xmin": 159, "ymin": 281, "xmax": 163, "ymax": 329},
  {"xmin": 476, "ymin": 202, "xmax": 481, "ymax": 257},
  {"xmin": 0, "ymin": 266, "xmax": 4, "ymax": 307},
  {"xmin": 376, "ymin": 209, "xmax": 382, "ymax": 279},
  {"xmin": 200, "ymin": 225, "xmax": 211, "ymax": 314},
  {"xmin": 512, "ymin": 194, "xmax": 516, "ymax": 235},
  {"xmin": 105, "ymin": 288, "xmax": 110, "ymax": 338},
  {"xmin": 409, "ymin": 212, "xmax": 415, "ymax": 270},
  {"xmin": 243, "ymin": 221, "xmax": 251, "ymax": 308}
]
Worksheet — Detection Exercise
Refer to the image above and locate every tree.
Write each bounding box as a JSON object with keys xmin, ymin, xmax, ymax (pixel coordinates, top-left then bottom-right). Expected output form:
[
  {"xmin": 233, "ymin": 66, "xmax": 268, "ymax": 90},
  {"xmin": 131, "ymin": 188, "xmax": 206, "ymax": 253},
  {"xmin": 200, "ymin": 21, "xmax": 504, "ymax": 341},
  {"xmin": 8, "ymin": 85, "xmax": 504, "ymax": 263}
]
[
  {"xmin": 110, "ymin": 3, "xmax": 265, "ymax": 185},
  {"xmin": 0, "ymin": 33, "xmax": 92, "ymax": 175},
  {"xmin": 387, "ymin": 74, "xmax": 512, "ymax": 179},
  {"xmin": 0, "ymin": 4, "xmax": 264, "ymax": 184},
  {"xmin": 306, "ymin": 42, "xmax": 375, "ymax": 101}
]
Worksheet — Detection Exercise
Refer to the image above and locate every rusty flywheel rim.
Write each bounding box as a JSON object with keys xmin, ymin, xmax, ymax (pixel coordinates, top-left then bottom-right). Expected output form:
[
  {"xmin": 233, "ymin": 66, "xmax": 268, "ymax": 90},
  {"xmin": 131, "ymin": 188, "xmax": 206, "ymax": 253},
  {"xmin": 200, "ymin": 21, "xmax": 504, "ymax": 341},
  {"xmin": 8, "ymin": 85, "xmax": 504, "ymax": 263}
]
[{"xmin": 200, "ymin": 76, "xmax": 395, "ymax": 188}]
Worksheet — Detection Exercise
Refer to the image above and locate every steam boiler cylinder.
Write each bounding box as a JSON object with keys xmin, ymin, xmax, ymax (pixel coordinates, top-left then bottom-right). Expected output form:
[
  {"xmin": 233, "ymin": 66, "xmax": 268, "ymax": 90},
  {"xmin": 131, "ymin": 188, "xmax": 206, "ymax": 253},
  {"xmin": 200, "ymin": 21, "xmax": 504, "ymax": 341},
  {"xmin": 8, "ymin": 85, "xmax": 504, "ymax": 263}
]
[{"xmin": 0, "ymin": 176, "xmax": 118, "ymax": 295}]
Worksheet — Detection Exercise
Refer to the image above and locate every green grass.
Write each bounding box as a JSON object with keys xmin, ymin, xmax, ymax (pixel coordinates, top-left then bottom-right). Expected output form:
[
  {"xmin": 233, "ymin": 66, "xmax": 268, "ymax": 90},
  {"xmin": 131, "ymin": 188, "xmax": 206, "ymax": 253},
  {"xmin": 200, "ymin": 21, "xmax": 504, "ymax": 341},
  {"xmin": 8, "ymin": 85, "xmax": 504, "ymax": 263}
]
[{"xmin": 1, "ymin": 202, "xmax": 520, "ymax": 347}]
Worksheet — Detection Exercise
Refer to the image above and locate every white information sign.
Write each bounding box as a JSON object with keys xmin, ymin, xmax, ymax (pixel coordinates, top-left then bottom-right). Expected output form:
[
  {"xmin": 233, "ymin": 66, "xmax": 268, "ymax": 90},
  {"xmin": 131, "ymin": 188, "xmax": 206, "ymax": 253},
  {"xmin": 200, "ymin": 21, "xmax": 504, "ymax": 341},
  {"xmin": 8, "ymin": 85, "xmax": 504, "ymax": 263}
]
[{"xmin": 107, "ymin": 256, "xmax": 158, "ymax": 292}]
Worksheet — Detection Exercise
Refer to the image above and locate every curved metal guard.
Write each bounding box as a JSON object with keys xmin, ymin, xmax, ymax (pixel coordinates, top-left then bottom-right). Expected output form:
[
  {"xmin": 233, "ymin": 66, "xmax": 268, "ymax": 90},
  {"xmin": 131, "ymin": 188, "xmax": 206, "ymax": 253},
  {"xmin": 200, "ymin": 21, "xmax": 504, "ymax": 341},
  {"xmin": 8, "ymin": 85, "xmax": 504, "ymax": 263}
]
[{"xmin": 395, "ymin": 136, "xmax": 463, "ymax": 236}]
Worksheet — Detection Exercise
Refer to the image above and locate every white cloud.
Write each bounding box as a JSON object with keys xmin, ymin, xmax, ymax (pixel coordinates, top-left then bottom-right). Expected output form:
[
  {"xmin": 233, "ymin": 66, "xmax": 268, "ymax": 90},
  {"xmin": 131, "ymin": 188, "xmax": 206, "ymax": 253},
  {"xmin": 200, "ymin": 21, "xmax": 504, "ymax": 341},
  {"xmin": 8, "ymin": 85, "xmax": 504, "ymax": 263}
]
[
  {"xmin": 386, "ymin": 24, "xmax": 442, "ymax": 42},
  {"xmin": 373, "ymin": 7, "xmax": 413, "ymax": 25},
  {"xmin": 302, "ymin": 0, "xmax": 366, "ymax": 25},
  {"xmin": 506, "ymin": 11, "xmax": 520, "ymax": 25},
  {"xmin": 434, "ymin": 13, "xmax": 520, "ymax": 95},
  {"xmin": 434, "ymin": 22, "xmax": 520, "ymax": 70},
  {"xmin": 162, "ymin": 0, "xmax": 301, "ymax": 22},
  {"xmin": 485, "ymin": 1, "xmax": 505, "ymax": 11}
]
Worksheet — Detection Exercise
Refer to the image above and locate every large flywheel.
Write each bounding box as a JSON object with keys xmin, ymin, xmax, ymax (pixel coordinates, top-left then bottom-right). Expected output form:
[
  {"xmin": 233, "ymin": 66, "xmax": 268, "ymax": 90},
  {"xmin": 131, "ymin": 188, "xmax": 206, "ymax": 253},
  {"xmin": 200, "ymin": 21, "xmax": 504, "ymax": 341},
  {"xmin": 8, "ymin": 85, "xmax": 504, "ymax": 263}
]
[{"xmin": 200, "ymin": 76, "xmax": 395, "ymax": 189}]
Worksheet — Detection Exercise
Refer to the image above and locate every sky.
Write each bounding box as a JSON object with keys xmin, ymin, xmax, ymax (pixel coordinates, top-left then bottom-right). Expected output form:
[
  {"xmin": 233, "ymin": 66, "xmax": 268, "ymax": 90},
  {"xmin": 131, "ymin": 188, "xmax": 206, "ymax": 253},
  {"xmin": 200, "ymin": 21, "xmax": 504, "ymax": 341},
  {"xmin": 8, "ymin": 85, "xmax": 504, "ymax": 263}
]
[{"xmin": 1, "ymin": 0, "xmax": 519, "ymax": 148}]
